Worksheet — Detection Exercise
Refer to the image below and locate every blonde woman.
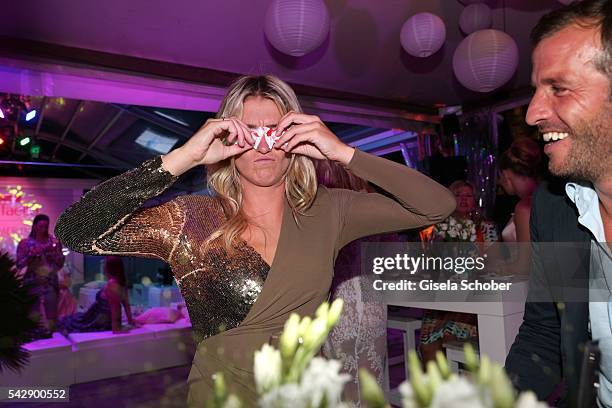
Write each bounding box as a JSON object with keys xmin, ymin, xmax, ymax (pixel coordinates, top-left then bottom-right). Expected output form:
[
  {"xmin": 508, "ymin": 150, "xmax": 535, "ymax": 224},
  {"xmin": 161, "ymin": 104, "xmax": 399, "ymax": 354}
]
[{"xmin": 55, "ymin": 75, "xmax": 455, "ymax": 405}]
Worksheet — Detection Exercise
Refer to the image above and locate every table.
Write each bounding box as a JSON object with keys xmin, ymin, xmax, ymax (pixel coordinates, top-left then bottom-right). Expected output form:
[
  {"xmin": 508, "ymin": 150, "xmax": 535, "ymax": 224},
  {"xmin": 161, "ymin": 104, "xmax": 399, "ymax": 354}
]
[{"xmin": 384, "ymin": 280, "xmax": 528, "ymax": 364}]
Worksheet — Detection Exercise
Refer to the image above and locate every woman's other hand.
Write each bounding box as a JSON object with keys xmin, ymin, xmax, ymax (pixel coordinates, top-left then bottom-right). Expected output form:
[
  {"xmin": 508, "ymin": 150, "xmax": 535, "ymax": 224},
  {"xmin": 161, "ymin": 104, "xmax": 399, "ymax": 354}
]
[
  {"xmin": 274, "ymin": 112, "xmax": 354, "ymax": 164},
  {"xmin": 161, "ymin": 117, "xmax": 254, "ymax": 176}
]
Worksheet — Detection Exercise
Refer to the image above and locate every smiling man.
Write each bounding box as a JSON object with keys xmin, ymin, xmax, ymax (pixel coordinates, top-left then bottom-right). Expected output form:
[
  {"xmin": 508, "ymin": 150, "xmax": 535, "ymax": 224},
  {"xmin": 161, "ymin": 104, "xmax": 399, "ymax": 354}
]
[{"xmin": 505, "ymin": 0, "xmax": 612, "ymax": 407}]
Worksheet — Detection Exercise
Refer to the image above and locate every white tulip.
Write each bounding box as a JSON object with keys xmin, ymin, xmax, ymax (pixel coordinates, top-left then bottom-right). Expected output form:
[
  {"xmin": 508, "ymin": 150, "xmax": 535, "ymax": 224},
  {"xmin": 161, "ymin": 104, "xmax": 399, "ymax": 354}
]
[
  {"xmin": 515, "ymin": 391, "xmax": 549, "ymax": 408},
  {"xmin": 300, "ymin": 357, "xmax": 350, "ymax": 407},
  {"xmin": 254, "ymin": 344, "xmax": 282, "ymax": 394},
  {"xmin": 258, "ymin": 383, "xmax": 308, "ymax": 408},
  {"xmin": 430, "ymin": 377, "xmax": 485, "ymax": 408}
]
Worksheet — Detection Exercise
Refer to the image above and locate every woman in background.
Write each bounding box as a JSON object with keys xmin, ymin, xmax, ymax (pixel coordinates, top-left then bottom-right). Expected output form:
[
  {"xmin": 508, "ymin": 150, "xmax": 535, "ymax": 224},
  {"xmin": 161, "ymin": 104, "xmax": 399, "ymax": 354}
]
[
  {"xmin": 317, "ymin": 159, "xmax": 391, "ymax": 406},
  {"xmin": 57, "ymin": 256, "xmax": 136, "ymax": 334},
  {"xmin": 419, "ymin": 181, "xmax": 496, "ymax": 363},
  {"xmin": 496, "ymin": 138, "xmax": 542, "ymax": 279},
  {"xmin": 57, "ymin": 266, "xmax": 77, "ymax": 318},
  {"xmin": 498, "ymin": 138, "xmax": 542, "ymax": 243},
  {"xmin": 16, "ymin": 214, "xmax": 64, "ymax": 335}
]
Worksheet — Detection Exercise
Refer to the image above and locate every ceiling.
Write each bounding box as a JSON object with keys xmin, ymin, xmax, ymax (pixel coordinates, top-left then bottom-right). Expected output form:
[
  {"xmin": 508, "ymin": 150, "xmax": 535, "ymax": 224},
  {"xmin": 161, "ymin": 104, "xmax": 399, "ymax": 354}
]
[
  {"xmin": 0, "ymin": 0, "xmax": 563, "ymax": 108},
  {"xmin": 0, "ymin": 94, "xmax": 408, "ymax": 188}
]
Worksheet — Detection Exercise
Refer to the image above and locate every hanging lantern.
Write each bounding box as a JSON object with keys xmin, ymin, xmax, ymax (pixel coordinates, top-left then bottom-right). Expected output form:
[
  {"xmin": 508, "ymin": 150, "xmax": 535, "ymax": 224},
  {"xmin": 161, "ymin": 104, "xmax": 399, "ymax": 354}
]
[
  {"xmin": 459, "ymin": 3, "xmax": 492, "ymax": 35},
  {"xmin": 264, "ymin": 0, "xmax": 331, "ymax": 57},
  {"xmin": 400, "ymin": 12, "xmax": 446, "ymax": 58},
  {"xmin": 452, "ymin": 29, "xmax": 519, "ymax": 92}
]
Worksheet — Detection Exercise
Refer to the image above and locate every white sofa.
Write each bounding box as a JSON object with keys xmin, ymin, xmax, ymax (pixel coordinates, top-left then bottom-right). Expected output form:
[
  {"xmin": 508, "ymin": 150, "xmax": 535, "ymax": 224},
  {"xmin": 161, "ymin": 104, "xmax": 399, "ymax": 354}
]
[
  {"xmin": 0, "ymin": 319, "xmax": 195, "ymax": 387},
  {"xmin": 0, "ymin": 333, "xmax": 74, "ymax": 386}
]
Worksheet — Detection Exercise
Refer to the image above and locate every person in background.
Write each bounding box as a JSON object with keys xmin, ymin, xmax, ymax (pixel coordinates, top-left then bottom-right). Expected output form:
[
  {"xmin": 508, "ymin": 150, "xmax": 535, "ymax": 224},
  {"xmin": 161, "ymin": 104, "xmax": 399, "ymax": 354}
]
[
  {"xmin": 316, "ymin": 159, "xmax": 390, "ymax": 406},
  {"xmin": 496, "ymin": 138, "xmax": 543, "ymax": 279},
  {"xmin": 498, "ymin": 138, "xmax": 542, "ymax": 243},
  {"xmin": 56, "ymin": 266, "xmax": 77, "ymax": 318},
  {"xmin": 16, "ymin": 214, "xmax": 64, "ymax": 335},
  {"xmin": 57, "ymin": 256, "xmax": 137, "ymax": 334},
  {"xmin": 419, "ymin": 180, "xmax": 497, "ymax": 362}
]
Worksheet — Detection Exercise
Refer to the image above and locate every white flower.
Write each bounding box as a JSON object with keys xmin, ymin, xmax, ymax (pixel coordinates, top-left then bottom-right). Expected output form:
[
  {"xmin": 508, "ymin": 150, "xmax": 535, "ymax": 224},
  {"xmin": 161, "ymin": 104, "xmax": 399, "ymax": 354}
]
[
  {"xmin": 300, "ymin": 357, "xmax": 351, "ymax": 407},
  {"xmin": 280, "ymin": 313, "xmax": 300, "ymax": 359},
  {"xmin": 440, "ymin": 223, "xmax": 448, "ymax": 231},
  {"xmin": 302, "ymin": 316, "xmax": 328, "ymax": 349},
  {"xmin": 254, "ymin": 344, "xmax": 282, "ymax": 394},
  {"xmin": 460, "ymin": 230, "xmax": 468, "ymax": 241},
  {"xmin": 449, "ymin": 217, "xmax": 457, "ymax": 226},
  {"xmin": 448, "ymin": 229, "xmax": 458, "ymax": 238},
  {"xmin": 399, "ymin": 380, "xmax": 419, "ymax": 408},
  {"xmin": 258, "ymin": 383, "xmax": 308, "ymax": 408},
  {"xmin": 515, "ymin": 391, "xmax": 549, "ymax": 408},
  {"xmin": 430, "ymin": 377, "xmax": 485, "ymax": 408},
  {"xmin": 224, "ymin": 395, "xmax": 242, "ymax": 408}
]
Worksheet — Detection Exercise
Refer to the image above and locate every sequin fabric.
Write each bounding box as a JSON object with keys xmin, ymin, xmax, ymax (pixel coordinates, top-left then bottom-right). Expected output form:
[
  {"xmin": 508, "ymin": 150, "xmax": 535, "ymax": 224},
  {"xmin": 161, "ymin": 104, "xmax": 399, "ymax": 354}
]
[{"xmin": 55, "ymin": 156, "xmax": 270, "ymax": 343}]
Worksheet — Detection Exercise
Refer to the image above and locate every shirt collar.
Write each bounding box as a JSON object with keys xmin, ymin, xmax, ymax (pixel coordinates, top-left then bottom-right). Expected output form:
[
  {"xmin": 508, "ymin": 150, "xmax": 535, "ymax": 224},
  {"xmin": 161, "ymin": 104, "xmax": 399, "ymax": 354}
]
[{"xmin": 565, "ymin": 181, "xmax": 605, "ymax": 242}]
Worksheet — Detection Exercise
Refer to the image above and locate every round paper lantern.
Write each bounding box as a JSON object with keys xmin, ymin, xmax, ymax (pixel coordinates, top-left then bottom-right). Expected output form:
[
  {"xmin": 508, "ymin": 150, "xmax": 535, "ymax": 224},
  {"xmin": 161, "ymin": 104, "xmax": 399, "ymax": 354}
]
[
  {"xmin": 453, "ymin": 29, "xmax": 519, "ymax": 92},
  {"xmin": 264, "ymin": 0, "xmax": 330, "ymax": 57},
  {"xmin": 400, "ymin": 12, "xmax": 446, "ymax": 58},
  {"xmin": 459, "ymin": 4, "xmax": 492, "ymax": 35}
]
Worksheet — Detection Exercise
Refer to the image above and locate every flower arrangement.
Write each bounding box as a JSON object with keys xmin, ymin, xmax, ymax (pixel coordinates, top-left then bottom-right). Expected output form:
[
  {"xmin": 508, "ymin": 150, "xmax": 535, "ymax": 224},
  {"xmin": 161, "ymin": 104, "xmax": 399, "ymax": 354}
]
[
  {"xmin": 433, "ymin": 216, "xmax": 477, "ymax": 242},
  {"xmin": 209, "ymin": 300, "xmax": 547, "ymax": 408},
  {"xmin": 395, "ymin": 346, "xmax": 547, "ymax": 408},
  {"xmin": 209, "ymin": 299, "xmax": 350, "ymax": 408}
]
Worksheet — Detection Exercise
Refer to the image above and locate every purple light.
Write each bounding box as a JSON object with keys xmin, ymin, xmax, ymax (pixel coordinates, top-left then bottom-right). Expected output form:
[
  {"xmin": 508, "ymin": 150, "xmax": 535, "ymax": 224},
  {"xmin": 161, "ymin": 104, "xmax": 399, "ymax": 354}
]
[
  {"xmin": 25, "ymin": 110, "xmax": 37, "ymax": 121},
  {"xmin": 0, "ymin": 108, "xmax": 4, "ymax": 119}
]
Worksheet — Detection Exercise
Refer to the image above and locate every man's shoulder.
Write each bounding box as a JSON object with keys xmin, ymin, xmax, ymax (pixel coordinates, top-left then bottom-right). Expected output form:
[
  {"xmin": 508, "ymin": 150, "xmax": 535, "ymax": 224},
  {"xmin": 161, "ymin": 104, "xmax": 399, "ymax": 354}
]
[
  {"xmin": 533, "ymin": 179, "xmax": 573, "ymax": 210},
  {"xmin": 532, "ymin": 179, "xmax": 587, "ymax": 240}
]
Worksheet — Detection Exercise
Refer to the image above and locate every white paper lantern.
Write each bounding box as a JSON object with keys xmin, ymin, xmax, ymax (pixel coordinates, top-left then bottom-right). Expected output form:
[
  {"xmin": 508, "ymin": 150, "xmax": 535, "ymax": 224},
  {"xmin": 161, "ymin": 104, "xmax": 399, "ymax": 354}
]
[
  {"xmin": 400, "ymin": 12, "xmax": 446, "ymax": 58},
  {"xmin": 460, "ymin": 4, "xmax": 492, "ymax": 35},
  {"xmin": 264, "ymin": 0, "xmax": 331, "ymax": 57},
  {"xmin": 453, "ymin": 29, "xmax": 519, "ymax": 92}
]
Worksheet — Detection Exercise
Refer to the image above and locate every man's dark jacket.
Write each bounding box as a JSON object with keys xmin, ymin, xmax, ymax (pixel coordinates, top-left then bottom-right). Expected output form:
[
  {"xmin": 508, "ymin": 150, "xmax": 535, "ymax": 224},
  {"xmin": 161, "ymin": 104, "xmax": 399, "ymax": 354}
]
[{"xmin": 505, "ymin": 180, "xmax": 592, "ymax": 407}]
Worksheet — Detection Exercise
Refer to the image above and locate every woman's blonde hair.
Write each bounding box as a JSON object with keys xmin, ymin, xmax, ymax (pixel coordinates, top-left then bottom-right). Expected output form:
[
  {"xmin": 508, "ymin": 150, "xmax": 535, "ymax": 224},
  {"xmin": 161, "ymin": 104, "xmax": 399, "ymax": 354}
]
[{"xmin": 205, "ymin": 75, "xmax": 318, "ymax": 253}]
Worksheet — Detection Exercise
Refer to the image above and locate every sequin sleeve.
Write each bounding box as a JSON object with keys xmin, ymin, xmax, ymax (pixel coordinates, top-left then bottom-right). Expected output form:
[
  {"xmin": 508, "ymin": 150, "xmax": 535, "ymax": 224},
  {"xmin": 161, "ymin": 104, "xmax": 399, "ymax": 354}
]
[{"xmin": 55, "ymin": 156, "xmax": 181, "ymax": 261}]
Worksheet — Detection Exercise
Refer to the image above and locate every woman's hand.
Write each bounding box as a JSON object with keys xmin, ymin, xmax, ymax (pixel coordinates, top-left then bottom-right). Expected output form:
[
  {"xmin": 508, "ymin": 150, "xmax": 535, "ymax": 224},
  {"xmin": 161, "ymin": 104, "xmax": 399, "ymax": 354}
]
[
  {"xmin": 162, "ymin": 117, "xmax": 254, "ymax": 176},
  {"xmin": 274, "ymin": 112, "xmax": 354, "ymax": 165}
]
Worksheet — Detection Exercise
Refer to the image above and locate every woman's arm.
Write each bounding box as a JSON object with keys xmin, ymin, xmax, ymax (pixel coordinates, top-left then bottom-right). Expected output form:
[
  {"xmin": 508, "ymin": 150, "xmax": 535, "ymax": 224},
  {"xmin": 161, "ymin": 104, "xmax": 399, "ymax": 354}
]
[
  {"xmin": 55, "ymin": 156, "xmax": 180, "ymax": 260},
  {"xmin": 333, "ymin": 149, "xmax": 456, "ymax": 247},
  {"xmin": 48, "ymin": 239, "xmax": 65, "ymax": 270},
  {"xmin": 513, "ymin": 200, "xmax": 531, "ymax": 243},
  {"xmin": 15, "ymin": 240, "xmax": 31, "ymax": 270},
  {"xmin": 105, "ymin": 282, "xmax": 125, "ymax": 334},
  {"xmin": 122, "ymin": 290, "xmax": 135, "ymax": 325}
]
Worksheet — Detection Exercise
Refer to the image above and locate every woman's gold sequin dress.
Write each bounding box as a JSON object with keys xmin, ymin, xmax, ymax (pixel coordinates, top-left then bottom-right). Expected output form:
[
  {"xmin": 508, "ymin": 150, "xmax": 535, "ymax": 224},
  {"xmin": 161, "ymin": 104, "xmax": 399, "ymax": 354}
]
[{"xmin": 55, "ymin": 150, "xmax": 456, "ymax": 406}]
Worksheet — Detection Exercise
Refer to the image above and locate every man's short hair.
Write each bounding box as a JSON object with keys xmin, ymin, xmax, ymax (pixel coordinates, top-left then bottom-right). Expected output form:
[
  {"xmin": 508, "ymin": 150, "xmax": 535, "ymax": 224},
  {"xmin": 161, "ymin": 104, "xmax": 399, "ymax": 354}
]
[{"xmin": 531, "ymin": 0, "xmax": 612, "ymax": 82}]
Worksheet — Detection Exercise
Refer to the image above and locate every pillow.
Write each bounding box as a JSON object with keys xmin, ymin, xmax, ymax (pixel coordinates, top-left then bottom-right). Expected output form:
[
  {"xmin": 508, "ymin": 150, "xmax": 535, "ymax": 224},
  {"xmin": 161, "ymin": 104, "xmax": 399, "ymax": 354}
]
[
  {"xmin": 135, "ymin": 307, "xmax": 181, "ymax": 324},
  {"xmin": 83, "ymin": 280, "xmax": 106, "ymax": 289}
]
